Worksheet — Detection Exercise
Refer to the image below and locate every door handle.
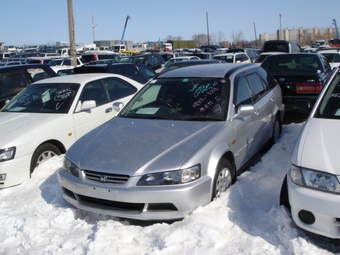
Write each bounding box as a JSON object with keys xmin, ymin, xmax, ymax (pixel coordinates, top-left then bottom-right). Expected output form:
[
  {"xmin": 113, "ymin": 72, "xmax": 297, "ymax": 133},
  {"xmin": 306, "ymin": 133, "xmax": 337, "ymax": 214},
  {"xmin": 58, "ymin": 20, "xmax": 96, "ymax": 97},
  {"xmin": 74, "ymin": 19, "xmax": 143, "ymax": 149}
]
[{"xmin": 105, "ymin": 107, "xmax": 113, "ymax": 113}]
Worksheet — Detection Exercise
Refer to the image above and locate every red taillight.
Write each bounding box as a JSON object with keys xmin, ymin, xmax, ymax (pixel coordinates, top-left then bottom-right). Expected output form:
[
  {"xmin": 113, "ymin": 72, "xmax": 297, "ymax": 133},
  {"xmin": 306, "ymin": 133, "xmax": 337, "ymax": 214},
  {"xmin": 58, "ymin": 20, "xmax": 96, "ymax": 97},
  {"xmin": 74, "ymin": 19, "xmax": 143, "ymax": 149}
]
[
  {"xmin": 296, "ymin": 82, "xmax": 323, "ymax": 93},
  {"xmin": 93, "ymin": 55, "xmax": 98, "ymax": 61}
]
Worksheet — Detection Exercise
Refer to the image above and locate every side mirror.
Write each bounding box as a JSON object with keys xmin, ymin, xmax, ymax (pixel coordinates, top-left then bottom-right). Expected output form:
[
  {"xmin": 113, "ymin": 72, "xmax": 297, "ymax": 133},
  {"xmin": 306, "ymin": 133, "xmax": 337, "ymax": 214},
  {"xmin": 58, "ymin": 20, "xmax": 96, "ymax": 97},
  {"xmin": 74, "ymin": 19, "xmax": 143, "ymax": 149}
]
[
  {"xmin": 232, "ymin": 105, "xmax": 256, "ymax": 120},
  {"xmin": 75, "ymin": 100, "xmax": 96, "ymax": 113},
  {"xmin": 113, "ymin": 102, "xmax": 124, "ymax": 112}
]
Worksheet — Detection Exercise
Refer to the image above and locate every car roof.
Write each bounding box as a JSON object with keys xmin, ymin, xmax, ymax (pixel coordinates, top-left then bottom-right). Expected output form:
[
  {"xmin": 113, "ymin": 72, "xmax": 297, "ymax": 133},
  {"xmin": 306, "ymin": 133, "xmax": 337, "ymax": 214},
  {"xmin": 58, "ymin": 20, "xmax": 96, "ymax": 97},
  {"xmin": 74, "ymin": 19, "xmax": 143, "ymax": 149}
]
[
  {"xmin": 158, "ymin": 63, "xmax": 254, "ymax": 78},
  {"xmin": 32, "ymin": 73, "xmax": 133, "ymax": 84},
  {"xmin": 0, "ymin": 64, "xmax": 53, "ymax": 70}
]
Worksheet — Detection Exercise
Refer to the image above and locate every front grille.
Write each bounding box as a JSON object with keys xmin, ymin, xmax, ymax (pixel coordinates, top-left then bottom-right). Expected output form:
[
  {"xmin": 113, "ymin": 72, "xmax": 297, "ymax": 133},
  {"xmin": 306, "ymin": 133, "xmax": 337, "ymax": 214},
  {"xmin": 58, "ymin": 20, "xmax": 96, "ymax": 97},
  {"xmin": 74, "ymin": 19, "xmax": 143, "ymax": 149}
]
[
  {"xmin": 83, "ymin": 170, "xmax": 129, "ymax": 184},
  {"xmin": 77, "ymin": 194, "xmax": 144, "ymax": 211}
]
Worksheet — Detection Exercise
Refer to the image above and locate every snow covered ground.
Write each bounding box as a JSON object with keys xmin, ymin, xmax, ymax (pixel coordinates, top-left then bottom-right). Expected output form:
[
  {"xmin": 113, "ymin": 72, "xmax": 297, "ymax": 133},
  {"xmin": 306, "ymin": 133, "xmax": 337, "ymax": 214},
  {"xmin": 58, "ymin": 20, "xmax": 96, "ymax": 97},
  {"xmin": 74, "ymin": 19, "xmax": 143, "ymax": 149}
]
[{"xmin": 1, "ymin": 123, "xmax": 340, "ymax": 255}]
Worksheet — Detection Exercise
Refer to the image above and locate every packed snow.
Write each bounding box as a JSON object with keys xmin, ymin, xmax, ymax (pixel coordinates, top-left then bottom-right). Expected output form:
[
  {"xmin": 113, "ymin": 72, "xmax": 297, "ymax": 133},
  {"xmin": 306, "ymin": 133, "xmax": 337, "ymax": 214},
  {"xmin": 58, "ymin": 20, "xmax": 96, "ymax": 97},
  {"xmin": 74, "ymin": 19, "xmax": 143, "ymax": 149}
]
[{"xmin": 1, "ymin": 122, "xmax": 340, "ymax": 255}]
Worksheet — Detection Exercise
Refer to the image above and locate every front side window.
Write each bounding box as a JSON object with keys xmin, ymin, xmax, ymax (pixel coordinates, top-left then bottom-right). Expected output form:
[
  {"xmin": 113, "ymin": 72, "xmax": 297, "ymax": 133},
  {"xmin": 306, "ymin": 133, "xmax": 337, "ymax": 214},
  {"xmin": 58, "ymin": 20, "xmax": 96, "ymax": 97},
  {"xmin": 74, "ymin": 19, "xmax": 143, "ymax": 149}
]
[
  {"xmin": 2, "ymin": 83, "xmax": 80, "ymax": 113},
  {"xmin": 315, "ymin": 72, "xmax": 340, "ymax": 118},
  {"xmin": 120, "ymin": 77, "xmax": 230, "ymax": 121}
]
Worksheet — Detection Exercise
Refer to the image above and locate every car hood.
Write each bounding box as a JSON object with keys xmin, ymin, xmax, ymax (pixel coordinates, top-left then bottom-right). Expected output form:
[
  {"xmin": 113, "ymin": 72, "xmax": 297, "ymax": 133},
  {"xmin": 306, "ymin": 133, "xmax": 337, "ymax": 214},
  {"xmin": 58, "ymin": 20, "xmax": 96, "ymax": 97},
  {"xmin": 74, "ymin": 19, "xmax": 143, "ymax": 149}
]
[
  {"xmin": 298, "ymin": 118, "xmax": 340, "ymax": 175},
  {"xmin": 67, "ymin": 117, "xmax": 224, "ymax": 176},
  {"xmin": 0, "ymin": 112, "xmax": 65, "ymax": 146}
]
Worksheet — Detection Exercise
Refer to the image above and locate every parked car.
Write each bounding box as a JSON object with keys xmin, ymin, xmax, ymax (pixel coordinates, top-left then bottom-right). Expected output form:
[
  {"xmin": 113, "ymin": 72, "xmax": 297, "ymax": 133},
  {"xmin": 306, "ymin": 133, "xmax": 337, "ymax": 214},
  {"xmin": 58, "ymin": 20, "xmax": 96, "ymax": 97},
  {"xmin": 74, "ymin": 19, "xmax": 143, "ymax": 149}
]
[
  {"xmin": 73, "ymin": 62, "xmax": 156, "ymax": 84},
  {"xmin": 262, "ymin": 40, "xmax": 302, "ymax": 53},
  {"xmin": 124, "ymin": 53, "xmax": 165, "ymax": 70},
  {"xmin": 261, "ymin": 53, "xmax": 332, "ymax": 111},
  {"xmin": 0, "ymin": 73, "xmax": 144, "ymax": 189},
  {"xmin": 48, "ymin": 57, "xmax": 84, "ymax": 67},
  {"xmin": 190, "ymin": 52, "xmax": 214, "ymax": 59},
  {"xmin": 58, "ymin": 63, "xmax": 284, "ymax": 221},
  {"xmin": 159, "ymin": 59, "xmax": 226, "ymax": 73},
  {"xmin": 213, "ymin": 52, "xmax": 251, "ymax": 63},
  {"xmin": 0, "ymin": 61, "xmax": 24, "ymax": 66},
  {"xmin": 25, "ymin": 56, "xmax": 59, "ymax": 64},
  {"xmin": 81, "ymin": 51, "xmax": 121, "ymax": 63},
  {"xmin": 279, "ymin": 66, "xmax": 340, "ymax": 239},
  {"xmin": 156, "ymin": 56, "xmax": 201, "ymax": 73},
  {"xmin": 317, "ymin": 48, "xmax": 340, "ymax": 69},
  {"xmin": 0, "ymin": 64, "xmax": 58, "ymax": 108},
  {"xmin": 85, "ymin": 59, "xmax": 119, "ymax": 65},
  {"xmin": 253, "ymin": 52, "xmax": 285, "ymax": 65}
]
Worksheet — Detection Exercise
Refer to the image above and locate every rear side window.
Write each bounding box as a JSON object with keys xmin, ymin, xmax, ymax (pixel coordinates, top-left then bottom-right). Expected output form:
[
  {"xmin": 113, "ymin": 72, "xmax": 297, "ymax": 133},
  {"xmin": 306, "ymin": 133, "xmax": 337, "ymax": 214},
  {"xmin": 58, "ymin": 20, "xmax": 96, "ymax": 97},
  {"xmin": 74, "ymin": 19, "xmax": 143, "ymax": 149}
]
[
  {"xmin": 0, "ymin": 70, "xmax": 29, "ymax": 100},
  {"xmin": 246, "ymin": 73, "xmax": 267, "ymax": 100},
  {"xmin": 26, "ymin": 67, "xmax": 55, "ymax": 81}
]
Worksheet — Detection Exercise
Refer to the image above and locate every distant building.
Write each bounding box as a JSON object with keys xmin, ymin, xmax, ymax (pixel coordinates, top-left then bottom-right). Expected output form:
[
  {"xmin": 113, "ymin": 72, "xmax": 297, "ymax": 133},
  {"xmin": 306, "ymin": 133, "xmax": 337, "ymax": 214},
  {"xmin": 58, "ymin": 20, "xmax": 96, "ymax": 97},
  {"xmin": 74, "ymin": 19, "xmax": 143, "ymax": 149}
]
[{"xmin": 259, "ymin": 26, "xmax": 339, "ymax": 46}]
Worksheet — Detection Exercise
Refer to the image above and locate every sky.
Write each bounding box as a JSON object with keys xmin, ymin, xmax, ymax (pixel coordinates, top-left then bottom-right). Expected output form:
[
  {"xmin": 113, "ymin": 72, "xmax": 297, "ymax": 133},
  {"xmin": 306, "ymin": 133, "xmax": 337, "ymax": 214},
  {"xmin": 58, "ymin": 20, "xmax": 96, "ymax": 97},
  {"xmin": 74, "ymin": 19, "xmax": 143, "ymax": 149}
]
[
  {"xmin": 1, "ymin": 123, "xmax": 340, "ymax": 254},
  {"xmin": 1, "ymin": 0, "xmax": 339, "ymax": 47}
]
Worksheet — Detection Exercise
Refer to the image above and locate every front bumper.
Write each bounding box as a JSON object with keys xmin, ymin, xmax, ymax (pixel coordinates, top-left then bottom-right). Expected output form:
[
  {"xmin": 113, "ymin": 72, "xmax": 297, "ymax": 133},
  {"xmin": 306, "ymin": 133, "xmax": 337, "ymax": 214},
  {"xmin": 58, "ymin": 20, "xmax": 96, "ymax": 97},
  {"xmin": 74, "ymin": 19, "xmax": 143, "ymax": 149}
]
[
  {"xmin": 58, "ymin": 169, "xmax": 212, "ymax": 221},
  {"xmin": 288, "ymin": 176, "xmax": 340, "ymax": 239}
]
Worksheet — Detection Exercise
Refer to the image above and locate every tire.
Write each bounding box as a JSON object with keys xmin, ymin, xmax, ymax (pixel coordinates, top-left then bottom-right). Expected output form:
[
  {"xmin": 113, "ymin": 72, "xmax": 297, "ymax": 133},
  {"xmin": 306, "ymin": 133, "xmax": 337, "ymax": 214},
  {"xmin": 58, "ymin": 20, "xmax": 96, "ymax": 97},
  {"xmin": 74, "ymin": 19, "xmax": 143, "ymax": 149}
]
[
  {"xmin": 30, "ymin": 143, "xmax": 61, "ymax": 174},
  {"xmin": 279, "ymin": 175, "xmax": 291, "ymax": 212},
  {"xmin": 211, "ymin": 158, "xmax": 235, "ymax": 200},
  {"xmin": 271, "ymin": 115, "xmax": 282, "ymax": 145}
]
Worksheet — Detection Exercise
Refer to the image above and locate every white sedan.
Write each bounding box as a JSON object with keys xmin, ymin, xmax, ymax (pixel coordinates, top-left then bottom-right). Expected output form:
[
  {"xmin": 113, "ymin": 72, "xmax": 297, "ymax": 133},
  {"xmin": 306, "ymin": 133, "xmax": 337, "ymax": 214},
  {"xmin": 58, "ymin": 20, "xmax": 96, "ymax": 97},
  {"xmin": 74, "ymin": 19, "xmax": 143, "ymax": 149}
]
[
  {"xmin": 0, "ymin": 73, "xmax": 144, "ymax": 188},
  {"xmin": 280, "ymin": 67, "xmax": 340, "ymax": 239}
]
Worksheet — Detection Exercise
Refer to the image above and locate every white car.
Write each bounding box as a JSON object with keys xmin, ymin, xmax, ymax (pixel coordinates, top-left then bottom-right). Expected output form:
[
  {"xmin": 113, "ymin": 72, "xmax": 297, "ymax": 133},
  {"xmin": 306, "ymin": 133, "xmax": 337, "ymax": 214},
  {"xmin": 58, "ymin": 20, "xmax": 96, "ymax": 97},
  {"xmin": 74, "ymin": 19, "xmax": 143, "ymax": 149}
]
[
  {"xmin": 155, "ymin": 56, "xmax": 200, "ymax": 73},
  {"xmin": 280, "ymin": 66, "xmax": 340, "ymax": 238},
  {"xmin": 212, "ymin": 52, "xmax": 251, "ymax": 63},
  {"xmin": 318, "ymin": 48, "xmax": 340, "ymax": 69},
  {"xmin": 0, "ymin": 73, "xmax": 144, "ymax": 189}
]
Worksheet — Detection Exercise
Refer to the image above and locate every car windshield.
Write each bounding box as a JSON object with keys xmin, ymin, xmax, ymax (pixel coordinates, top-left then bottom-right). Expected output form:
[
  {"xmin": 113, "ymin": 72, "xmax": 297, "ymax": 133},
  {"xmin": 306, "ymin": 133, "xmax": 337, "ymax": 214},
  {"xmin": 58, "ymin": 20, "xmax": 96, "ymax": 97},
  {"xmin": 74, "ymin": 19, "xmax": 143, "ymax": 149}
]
[
  {"xmin": 213, "ymin": 55, "xmax": 234, "ymax": 63},
  {"xmin": 2, "ymin": 83, "xmax": 80, "ymax": 113},
  {"xmin": 119, "ymin": 77, "xmax": 230, "ymax": 121},
  {"xmin": 315, "ymin": 71, "xmax": 340, "ymax": 119},
  {"xmin": 262, "ymin": 55, "xmax": 321, "ymax": 73}
]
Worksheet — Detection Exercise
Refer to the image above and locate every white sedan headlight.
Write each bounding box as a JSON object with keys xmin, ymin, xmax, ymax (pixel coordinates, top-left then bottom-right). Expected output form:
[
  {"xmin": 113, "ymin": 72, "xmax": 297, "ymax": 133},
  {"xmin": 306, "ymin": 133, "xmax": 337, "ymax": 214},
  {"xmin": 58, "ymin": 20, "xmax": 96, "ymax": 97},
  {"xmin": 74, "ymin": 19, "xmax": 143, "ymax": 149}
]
[
  {"xmin": 290, "ymin": 164, "xmax": 340, "ymax": 193},
  {"xmin": 137, "ymin": 165, "xmax": 201, "ymax": 186},
  {"xmin": 0, "ymin": 147, "xmax": 16, "ymax": 162},
  {"xmin": 62, "ymin": 157, "xmax": 80, "ymax": 177}
]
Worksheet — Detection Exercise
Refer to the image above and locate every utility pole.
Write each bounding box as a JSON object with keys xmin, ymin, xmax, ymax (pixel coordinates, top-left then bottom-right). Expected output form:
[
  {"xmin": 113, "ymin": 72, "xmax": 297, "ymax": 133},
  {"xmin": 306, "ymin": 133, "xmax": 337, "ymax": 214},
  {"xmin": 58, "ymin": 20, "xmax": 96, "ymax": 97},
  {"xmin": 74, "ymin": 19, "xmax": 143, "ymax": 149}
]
[
  {"xmin": 254, "ymin": 22, "xmax": 257, "ymax": 48},
  {"xmin": 92, "ymin": 14, "xmax": 97, "ymax": 43},
  {"xmin": 67, "ymin": 0, "xmax": 77, "ymax": 67},
  {"xmin": 279, "ymin": 14, "xmax": 282, "ymax": 40},
  {"xmin": 206, "ymin": 12, "xmax": 210, "ymax": 45}
]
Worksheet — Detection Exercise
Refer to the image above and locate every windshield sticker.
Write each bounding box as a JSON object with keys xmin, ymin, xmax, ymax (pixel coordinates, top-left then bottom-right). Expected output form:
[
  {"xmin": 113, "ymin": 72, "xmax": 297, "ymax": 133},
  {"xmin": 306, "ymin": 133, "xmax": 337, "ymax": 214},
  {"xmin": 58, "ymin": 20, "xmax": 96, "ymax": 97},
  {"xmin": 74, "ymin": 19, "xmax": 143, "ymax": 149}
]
[
  {"xmin": 330, "ymin": 93, "xmax": 340, "ymax": 98},
  {"xmin": 189, "ymin": 82, "xmax": 218, "ymax": 98},
  {"xmin": 136, "ymin": 107, "xmax": 159, "ymax": 114},
  {"xmin": 54, "ymin": 88, "xmax": 75, "ymax": 101}
]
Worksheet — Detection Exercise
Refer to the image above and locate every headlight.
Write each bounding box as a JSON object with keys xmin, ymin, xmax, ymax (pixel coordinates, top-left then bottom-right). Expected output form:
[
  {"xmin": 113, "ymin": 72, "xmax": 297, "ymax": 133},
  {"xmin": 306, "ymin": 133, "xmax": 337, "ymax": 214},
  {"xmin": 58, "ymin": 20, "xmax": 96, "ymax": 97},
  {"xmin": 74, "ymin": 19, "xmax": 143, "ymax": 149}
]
[
  {"xmin": 0, "ymin": 147, "xmax": 16, "ymax": 162},
  {"xmin": 137, "ymin": 165, "xmax": 201, "ymax": 186},
  {"xmin": 289, "ymin": 164, "xmax": 340, "ymax": 194},
  {"xmin": 62, "ymin": 157, "xmax": 80, "ymax": 177}
]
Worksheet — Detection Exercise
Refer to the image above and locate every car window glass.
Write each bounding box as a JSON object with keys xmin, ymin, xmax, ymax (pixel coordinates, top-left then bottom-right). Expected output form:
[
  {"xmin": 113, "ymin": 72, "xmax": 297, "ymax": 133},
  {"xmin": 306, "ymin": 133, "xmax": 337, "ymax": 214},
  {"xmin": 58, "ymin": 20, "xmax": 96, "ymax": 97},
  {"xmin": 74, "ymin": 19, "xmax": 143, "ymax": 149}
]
[
  {"xmin": 103, "ymin": 77, "xmax": 137, "ymax": 101},
  {"xmin": 2, "ymin": 83, "xmax": 80, "ymax": 113},
  {"xmin": 80, "ymin": 79, "xmax": 108, "ymax": 106},
  {"xmin": 234, "ymin": 76, "xmax": 253, "ymax": 108},
  {"xmin": 246, "ymin": 73, "xmax": 266, "ymax": 99},
  {"xmin": 26, "ymin": 67, "xmax": 54, "ymax": 81},
  {"xmin": 0, "ymin": 71, "xmax": 28, "ymax": 99},
  {"xmin": 316, "ymin": 73, "xmax": 340, "ymax": 118},
  {"xmin": 139, "ymin": 65, "xmax": 156, "ymax": 79}
]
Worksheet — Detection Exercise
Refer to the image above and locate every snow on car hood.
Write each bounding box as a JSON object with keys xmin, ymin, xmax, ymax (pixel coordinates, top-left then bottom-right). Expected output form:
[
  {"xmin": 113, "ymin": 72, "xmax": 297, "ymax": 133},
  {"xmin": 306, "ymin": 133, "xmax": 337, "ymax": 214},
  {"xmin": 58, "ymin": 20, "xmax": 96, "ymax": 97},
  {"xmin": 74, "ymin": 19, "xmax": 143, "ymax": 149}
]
[
  {"xmin": 298, "ymin": 118, "xmax": 340, "ymax": 175},
  {"xmin": 0, "ymin": 112, "xmax": 66, "ymax": 147},
  {"xmin": 67, "ymin": 117, "xmax": 224, "ymax": 176}
]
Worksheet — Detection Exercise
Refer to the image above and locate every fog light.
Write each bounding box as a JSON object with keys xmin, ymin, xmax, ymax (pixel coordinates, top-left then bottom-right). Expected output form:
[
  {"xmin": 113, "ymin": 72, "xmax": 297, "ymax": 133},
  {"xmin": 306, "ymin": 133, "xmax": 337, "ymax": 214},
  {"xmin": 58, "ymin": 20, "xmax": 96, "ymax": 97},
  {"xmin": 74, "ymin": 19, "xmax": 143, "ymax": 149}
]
[
  {"xmin": 0, "ymin": 174, "xmax": 6, "ymax": 181},
  {"xmin": 298, "ymin": 210, "xmax": 315, "ymax": 225}
]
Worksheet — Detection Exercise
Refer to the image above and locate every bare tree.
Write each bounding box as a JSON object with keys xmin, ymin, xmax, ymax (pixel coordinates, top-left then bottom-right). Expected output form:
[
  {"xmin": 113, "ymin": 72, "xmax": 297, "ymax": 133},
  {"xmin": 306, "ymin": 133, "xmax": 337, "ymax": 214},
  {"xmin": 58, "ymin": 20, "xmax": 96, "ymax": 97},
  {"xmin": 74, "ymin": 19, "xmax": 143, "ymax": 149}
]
[
  {"xmin": 164, "ymin": 35, "xmax": 184, "ymax": 42},
  {"xmin": 217, "ymin": 31, "xmax": 226, "ymax": 45},
  {"xmin": 192, "ymin": 34, "xmax": 208, "ymax": 47},
  {"xmin": 231, "ymin": 30, "xmax": 245, "ymax": 46}
]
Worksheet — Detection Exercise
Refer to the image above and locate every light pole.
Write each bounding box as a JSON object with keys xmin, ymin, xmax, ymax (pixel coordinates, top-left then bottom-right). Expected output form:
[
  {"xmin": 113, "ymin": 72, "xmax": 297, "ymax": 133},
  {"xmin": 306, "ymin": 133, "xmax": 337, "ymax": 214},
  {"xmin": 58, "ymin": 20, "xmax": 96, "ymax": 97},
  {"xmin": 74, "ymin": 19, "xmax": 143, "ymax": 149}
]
[{"xmin": 279, "ymin": 14, "xmax": 282, "ymax": 40}]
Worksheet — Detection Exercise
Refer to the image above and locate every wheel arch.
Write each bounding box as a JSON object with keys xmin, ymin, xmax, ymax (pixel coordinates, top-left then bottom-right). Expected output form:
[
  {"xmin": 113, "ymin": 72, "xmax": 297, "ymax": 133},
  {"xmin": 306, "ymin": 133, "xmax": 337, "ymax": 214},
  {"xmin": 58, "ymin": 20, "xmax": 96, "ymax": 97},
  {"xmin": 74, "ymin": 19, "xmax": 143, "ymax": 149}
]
[{"xmin": 36, "ymin": 139, "xmax": 67, "ymax": 155}]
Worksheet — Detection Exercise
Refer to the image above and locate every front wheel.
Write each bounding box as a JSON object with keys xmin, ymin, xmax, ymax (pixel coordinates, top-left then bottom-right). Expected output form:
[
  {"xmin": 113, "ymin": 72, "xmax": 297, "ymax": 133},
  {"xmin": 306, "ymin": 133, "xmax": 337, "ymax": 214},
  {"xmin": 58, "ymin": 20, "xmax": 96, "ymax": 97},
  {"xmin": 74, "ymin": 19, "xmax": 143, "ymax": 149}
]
[
  {"xmin": 279, "ymin": 175, "xmax": 291, "ymax": 212},
  {"xmin": 211, "ymin": 158, "xmax": 235, "ymax": 200},
  {"xmin": 30, "ymin": 143, "xmax": 61, "ymax": 174},
  {"xmin": 271, "ymin": 115, "xmax": 282, "ymax": 144}
]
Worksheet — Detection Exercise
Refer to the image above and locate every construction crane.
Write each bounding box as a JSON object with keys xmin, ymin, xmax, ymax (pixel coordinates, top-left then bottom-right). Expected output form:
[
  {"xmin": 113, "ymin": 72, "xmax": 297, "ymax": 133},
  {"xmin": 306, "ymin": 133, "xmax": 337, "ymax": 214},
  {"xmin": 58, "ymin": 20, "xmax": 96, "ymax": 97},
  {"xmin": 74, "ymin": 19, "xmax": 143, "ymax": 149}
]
[
  {"xmin": 121, "ymin": 15, "xmax": 130, "ymax": 45},
  {"xmin": 332, "ymin": 19, "xmax": 339, "ymax": 39}
]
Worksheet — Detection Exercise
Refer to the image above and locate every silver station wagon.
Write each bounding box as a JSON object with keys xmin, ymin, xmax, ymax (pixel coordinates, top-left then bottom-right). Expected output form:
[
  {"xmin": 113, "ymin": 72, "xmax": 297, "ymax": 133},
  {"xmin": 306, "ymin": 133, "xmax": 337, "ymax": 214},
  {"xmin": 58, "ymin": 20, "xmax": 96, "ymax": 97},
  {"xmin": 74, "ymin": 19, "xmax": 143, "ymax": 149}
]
[{"xmin": 58, "ymin": 63, "xmax": 285, "ymax": 221}]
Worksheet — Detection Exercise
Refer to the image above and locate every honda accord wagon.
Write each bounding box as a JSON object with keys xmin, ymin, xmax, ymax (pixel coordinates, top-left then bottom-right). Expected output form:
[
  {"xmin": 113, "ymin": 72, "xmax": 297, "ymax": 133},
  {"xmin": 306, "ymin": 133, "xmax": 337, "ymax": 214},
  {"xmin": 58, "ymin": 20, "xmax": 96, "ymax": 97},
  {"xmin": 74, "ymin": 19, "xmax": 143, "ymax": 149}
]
[{"xmin": 58, "ymin": 63, "xmax": 285, "ymax": 221}]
